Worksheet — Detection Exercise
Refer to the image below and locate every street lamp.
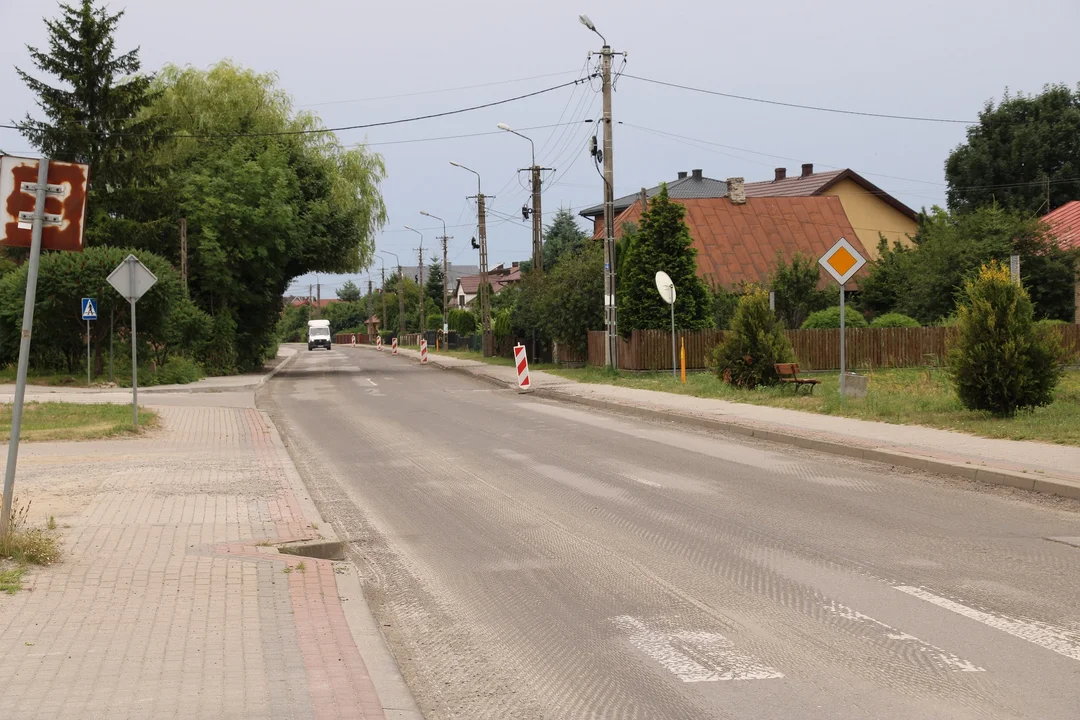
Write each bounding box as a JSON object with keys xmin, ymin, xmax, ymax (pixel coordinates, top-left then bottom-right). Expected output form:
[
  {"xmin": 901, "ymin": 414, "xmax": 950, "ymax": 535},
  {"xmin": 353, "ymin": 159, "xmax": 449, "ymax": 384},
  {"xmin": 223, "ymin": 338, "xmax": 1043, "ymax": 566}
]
[
  {"xmin": 497, "ymin": 122, "xmax": 543, "ymax": 271},
  {"xmin": 420, "ymin": 211, "xmax": 449, "ymax": 336},
  {"xmin": 497, "ymin": 123, "xmax": 535, "ymax": 168},
  {"xmin": 579, "ymin": 14, "xmax": 605, "ymax": 44},
  {"xmin": 403, "ymin": 225, "xmax": 425, "ymax": 335},
  {"xmin": 450, "ymin": 160, "xmax": 493, "ymax": 356},
  {"xmin": 380, "ymin": 249, "xmax": 406, "ymax": 338}
]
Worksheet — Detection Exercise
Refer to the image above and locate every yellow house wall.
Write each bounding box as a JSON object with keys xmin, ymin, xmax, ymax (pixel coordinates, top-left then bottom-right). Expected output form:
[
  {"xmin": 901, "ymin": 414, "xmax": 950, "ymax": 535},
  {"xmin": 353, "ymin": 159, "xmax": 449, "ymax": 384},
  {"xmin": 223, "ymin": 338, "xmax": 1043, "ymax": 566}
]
[{"xmin": 820, "ymin": 178, "xmax": 917, "ymax": 260}]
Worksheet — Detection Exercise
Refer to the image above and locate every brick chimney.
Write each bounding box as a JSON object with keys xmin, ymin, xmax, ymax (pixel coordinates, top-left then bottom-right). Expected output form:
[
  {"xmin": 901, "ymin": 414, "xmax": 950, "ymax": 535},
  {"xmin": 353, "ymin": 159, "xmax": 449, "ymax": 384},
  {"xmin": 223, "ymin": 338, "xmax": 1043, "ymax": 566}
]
[
  {"xmin": 727, "ymin": 177, "xmax": 746, "ymax": 205},
  {"xmin": 801, "ymin": 163, "xmax": 814, "ymax": 177},
  {"xmin": 692, "ymin": 169, "xmax": 703, "ymax": 181},
  {"xmin": 774, "ymin": 167, "xmax": 786, "ymax": 181},
  {"xmin": 677, "ymin": 171, "xmax": 687, "ymax": 179}
]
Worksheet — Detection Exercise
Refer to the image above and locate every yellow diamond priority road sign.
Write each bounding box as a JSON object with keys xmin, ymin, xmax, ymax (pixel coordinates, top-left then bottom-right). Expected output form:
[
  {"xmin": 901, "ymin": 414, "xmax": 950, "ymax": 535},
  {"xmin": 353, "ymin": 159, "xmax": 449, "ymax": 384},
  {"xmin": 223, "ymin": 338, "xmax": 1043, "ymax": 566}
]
[{"xmin": 819, "ymin": 237, "xmax": 866, "ymax": 286}]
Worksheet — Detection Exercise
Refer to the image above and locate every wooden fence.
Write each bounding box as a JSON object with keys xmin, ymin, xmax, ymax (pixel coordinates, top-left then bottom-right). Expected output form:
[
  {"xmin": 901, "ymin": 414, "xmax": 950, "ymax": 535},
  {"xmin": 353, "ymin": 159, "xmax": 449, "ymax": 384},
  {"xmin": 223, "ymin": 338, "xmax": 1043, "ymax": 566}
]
[{"xmin": 587, "ymin": 325, "xmax": 1080, "ymax": 372}]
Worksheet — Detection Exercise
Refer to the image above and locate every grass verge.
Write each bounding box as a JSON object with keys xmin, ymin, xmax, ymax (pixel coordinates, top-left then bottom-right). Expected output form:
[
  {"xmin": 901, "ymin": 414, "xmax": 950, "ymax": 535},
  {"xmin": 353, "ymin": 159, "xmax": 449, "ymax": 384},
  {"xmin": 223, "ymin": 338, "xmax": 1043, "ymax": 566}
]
[
  {"xmin": 0, "ymin": 402, "xmax": 159, "ymax": 442},
  {"xmin": 545, "ymin": 366, "xmax": 1080, "ymax": 446},
  {"xmin": 0, "ymin": 566, "xmax": 25, "ymax": 594}
]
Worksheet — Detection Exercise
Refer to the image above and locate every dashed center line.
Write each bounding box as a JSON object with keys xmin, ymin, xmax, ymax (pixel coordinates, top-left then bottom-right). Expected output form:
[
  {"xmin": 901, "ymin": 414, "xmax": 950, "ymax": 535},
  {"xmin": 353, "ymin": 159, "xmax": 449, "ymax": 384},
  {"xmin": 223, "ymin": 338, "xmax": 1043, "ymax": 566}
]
[
  {"xmin": 895, "ymin": 585, "xmax": 1080, "ymax": 663},
  {"xmin": 612, "ymin": 616, "xmax": 783, "ymax": 682}
]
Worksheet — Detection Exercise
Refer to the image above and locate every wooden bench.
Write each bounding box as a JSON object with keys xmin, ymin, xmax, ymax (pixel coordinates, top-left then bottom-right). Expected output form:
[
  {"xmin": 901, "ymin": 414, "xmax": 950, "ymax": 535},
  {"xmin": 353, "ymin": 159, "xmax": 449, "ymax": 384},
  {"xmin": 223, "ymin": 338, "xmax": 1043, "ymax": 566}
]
[{"xmin": 775, "ymin": 362, "xmax": 821, "ymax": 394}]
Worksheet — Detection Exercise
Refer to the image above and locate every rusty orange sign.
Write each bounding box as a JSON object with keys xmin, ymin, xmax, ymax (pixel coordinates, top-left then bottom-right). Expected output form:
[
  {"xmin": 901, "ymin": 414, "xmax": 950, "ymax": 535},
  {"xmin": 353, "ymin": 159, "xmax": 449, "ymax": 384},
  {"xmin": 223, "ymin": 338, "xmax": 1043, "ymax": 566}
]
[{"xmin": 0, "ymin": 155, "xmax": 89, "ymax": 252}]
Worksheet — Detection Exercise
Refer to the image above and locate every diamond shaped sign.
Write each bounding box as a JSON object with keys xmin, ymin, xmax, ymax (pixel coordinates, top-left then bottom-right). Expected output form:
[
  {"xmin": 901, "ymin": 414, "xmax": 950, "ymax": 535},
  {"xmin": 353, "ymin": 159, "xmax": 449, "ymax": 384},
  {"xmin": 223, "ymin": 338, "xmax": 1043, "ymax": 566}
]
[
  {"xmin": 819, "ymin": 237, "xmax": 866, "ymax": 286},
  {"xmin": 107, "ymin": 254, "xmax": 157, "ymax": 302}
]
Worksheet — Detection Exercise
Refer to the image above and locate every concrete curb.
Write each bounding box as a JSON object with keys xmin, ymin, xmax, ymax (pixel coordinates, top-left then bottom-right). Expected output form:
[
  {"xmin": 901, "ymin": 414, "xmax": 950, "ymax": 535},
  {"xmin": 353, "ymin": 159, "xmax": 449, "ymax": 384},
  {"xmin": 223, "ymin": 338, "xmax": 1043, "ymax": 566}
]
[{"xmin": 359, "ymin": 344, "xmax": 1080, "ymax": 501}]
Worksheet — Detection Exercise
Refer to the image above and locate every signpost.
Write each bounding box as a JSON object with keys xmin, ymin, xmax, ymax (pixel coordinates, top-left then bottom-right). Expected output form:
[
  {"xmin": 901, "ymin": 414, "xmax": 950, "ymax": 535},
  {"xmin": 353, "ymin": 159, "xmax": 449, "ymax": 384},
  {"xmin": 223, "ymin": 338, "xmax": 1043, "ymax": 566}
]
[
  {"xmin": 819, "ymin": 238, "xmax": 867, "ymax": 399},
  {"xmin": 82, "ymin": 298, "xmax": 97, "ymax": 386},
  {"xmin": 655, "ymin": 270, "xmax": 677, "ymax": 379},
  {"xmin": 107, "ymin": 255, "xmax": 157, "ymax": 427},
  {"xmin": 0, "ymin": 156, "xmax": 89, "ymax": 541}
]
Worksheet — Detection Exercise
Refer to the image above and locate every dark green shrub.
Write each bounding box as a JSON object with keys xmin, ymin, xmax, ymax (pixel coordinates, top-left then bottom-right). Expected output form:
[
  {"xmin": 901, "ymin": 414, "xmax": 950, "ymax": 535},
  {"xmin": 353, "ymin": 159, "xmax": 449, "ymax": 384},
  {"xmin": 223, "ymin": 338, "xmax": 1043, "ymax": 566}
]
[
  {"xmin": 493, "ymin": 309, "xmax": 512, "ymax": 340},
  {"xmin": 713, "ymin": 287, "xmax": 795, "ymax": 388},
  {"xmin": 948, "ymin": 261, "xmax": 1065, "ymax": 416},
  {"xmin": 449, "ymin": 309, "xmax": 476, "ymax": 334},
  {"xmin": 155, "ymin": 356, "xmax": 204, "ymax": 385},
  {"xmin": 869, "ymin": 312, "xmax": 920, "ymax": 329},
  {"xmin": 427, "ymin": 313, "xmax": 444, "ymax": 332},
  {"xmin": 202, "ymin": 310, "xmax": 238, "ymax": 376},
  {"xmin": 800, "ymin": 305, "xmax": 868, "ymax": 329}
]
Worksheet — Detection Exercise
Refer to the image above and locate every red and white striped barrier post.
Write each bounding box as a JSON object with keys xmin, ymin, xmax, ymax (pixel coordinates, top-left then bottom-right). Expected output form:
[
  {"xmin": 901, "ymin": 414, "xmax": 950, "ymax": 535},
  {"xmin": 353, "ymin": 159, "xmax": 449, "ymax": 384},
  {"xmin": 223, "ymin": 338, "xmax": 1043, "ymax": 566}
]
[
  {"xmin": 420, "ymin": 338, "xmax": 429, "ymax": 364},
  {"xmin": 514, "ymin": 343, "xmax": 531, "ymax": 391},
  {"xmin": 392, "ymin": 337, "xmax": 398, "ymax": 355},
  {"xmin": 377, "ymin": 336, "xmax": 382, "ymax": 351}
]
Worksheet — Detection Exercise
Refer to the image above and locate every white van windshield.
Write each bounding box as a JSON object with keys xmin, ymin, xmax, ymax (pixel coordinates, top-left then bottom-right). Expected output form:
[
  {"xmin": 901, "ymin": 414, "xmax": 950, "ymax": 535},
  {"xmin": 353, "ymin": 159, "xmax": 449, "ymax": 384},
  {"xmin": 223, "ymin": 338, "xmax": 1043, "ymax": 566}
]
[{"xmin": 310, "ymin": 328, "xmax": 330, "ymax": 338}]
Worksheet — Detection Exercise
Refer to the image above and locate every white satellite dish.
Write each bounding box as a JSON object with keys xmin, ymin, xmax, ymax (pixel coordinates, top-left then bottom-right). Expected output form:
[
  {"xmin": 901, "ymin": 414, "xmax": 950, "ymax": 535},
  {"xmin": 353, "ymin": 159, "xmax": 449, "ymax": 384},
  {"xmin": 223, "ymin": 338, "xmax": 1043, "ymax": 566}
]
[{"xmin": 655, "ymin": 271, "xmax": 676, "ymax": 305}]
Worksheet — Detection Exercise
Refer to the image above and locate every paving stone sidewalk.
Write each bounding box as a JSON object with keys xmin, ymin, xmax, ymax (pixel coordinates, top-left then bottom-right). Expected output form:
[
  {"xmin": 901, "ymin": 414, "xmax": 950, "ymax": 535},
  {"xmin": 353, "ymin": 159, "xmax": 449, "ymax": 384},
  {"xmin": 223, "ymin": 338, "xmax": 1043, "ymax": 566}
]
[
  {"xmin": 0, "ymin": 402, "xmax": 388, "ymax": 720},
  {"xmin": 385, "ymin": 345, "xmax": 1080, "ymax": 499}
]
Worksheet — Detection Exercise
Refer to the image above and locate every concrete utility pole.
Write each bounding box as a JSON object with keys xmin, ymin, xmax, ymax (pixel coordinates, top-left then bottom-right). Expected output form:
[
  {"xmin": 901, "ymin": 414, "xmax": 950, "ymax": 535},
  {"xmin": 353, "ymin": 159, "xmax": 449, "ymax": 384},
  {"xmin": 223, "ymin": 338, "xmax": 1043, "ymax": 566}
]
[
  {"xmin": 179, "ymin": 218, "xmax": 188, "ymax": 288},
  {"xmin": 380, "ymin": 265, "xmax": 387, "ymax": 331},
  {"xmin": 309, "ymin": 283, "xmax": 313, "ymax": 316},
  {"xmin": 451, "ymin": 161, "xmax": 494, "ymax": 356},
  {"xmin": 404, "ymin": 226, "xmax": 424, "ymax": 335},
  {"xmin": 497, "ymin": 124, "xmax": 550, "ymax": 273},
  {"xmin": 316, "ymin": 280, "xmax": 322, "ymax": 319},
  {"xmin": 581, "ymin": 15, "xmax": 625, "ymax": 369},
  {"xmin": 367, "ymin": 279, "xmax": 374, "ymax": 323},
  {"xmin": 419, "ymin": 211, "xmax": 449, "ymax": 334}
]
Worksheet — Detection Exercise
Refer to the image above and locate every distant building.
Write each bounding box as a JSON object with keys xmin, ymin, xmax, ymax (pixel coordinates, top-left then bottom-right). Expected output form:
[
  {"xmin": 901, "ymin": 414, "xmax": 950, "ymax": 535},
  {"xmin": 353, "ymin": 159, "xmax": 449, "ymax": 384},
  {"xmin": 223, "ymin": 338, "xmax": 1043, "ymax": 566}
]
[
  {"xmin": 592, "ymin": 178, "xmax": 870, "ymax": 289},
  {"xmin": 581, "ymin": 164, "xmax": 918, "ymax": 260},
  {"xmin": 1043, "ymin": 200, "xmax": 1080, "ymax": 250},
  {"xmin": 451, "ymin": 263, "xmax": 523, "ymax": 308}
]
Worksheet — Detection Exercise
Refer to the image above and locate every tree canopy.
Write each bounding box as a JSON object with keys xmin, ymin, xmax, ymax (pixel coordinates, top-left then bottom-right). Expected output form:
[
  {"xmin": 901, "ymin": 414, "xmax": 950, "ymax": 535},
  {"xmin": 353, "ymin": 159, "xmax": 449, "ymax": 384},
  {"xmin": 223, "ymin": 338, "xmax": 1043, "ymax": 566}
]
[
  {"xmin": 945, "ymin": 84, "xmax": 1080, "ymax": 215},
  {"xmin": 542, "ymin": 208, "xmax": 588, "ymax": 271}
]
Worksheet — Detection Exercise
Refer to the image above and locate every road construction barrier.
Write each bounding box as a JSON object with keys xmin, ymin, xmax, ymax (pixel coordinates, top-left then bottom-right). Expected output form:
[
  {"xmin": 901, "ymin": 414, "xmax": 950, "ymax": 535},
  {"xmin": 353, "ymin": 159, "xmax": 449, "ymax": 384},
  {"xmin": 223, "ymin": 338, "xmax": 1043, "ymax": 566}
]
[
  {"xmin": 514, "ymin": 343, "xmax": 531, "ymax": 390},
  {"xmin": 420, "ymin": 338, "xmax": 429, "ymax": 364},
  {"xmin": 377, "ymin": 336, "xmax": 382, "ymax": 351},
  {"xmin": 392, "ymin": 337, "xmax": 398, "ymax": 355}
]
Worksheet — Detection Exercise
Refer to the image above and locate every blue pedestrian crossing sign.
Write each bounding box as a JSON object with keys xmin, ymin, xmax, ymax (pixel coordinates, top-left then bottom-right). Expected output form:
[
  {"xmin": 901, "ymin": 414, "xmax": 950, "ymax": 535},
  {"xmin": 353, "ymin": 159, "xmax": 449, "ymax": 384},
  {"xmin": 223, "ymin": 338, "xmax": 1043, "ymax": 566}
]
[{"xmin": 81, "ymin": 297, "xmax": 98, "ymax": 321}]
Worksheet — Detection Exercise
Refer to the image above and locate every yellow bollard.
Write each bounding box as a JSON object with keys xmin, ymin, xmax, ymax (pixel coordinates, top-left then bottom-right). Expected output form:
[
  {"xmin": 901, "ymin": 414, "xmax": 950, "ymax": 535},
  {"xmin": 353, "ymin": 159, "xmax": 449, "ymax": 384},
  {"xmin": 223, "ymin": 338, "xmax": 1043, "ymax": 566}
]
[{"xmin": 680, "ymin": 337, "xmax": 686, "ymax": 384}]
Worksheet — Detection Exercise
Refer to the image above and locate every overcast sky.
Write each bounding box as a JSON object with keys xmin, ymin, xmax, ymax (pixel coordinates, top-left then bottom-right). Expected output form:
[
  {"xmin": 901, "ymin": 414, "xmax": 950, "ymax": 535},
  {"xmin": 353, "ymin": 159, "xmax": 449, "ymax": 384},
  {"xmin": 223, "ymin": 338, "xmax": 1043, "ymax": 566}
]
[{"xmin": 3, "ymin": 0, "xmax": 1079, "ymax": 297}]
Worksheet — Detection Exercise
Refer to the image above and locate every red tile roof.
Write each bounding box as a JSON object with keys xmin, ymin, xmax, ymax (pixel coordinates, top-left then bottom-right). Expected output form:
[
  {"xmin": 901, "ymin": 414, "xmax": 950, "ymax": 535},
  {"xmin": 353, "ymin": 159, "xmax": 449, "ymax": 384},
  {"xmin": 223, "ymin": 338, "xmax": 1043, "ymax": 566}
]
[
  {"xmin": 1044, "ymin": 201, "xmax": 1080, "ymax": 250},
  {"xmin": 744, "ymin": 168, "xmax": 917, "ymax": 220},
  {"xmin": 596, "ymin": 196, "xmax": 868, "ymax": 288}
]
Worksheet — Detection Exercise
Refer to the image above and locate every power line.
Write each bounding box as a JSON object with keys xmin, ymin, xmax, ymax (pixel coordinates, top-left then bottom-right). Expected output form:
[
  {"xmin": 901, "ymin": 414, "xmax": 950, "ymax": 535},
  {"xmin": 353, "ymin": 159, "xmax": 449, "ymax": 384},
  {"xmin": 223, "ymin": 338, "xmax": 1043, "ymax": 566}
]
[
  {"xmin": 1, "ymin": 77, "xmax": 594, "ymax": 140},
  {"xmin": 295, "ymin": 69, "xmax": 582, "ymax": 108},
  {"xmin": 621, "ymin": 74, "xmax": 977, "ymax": 124}
]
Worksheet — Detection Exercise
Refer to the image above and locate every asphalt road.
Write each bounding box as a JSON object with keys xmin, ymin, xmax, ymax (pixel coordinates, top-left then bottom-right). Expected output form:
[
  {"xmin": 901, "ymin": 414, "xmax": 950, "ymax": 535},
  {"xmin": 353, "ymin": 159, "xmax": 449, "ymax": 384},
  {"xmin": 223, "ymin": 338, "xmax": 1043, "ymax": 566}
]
[{"xmin": 261, "ymin": 346, "xmax": 1080, "ymax": 720}]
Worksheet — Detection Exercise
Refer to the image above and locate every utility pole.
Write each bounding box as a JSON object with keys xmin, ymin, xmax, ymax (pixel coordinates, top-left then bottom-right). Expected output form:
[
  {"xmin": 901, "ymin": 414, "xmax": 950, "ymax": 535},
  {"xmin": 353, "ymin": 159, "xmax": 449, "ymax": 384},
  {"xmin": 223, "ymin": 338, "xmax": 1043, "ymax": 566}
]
[
  {"xmin": 316, "ymin": 280, "xmax": 321, "ymax": 319},
  {"xmin": 380, "ymin": 265, "xmax": 387, "ymax": 334},
  {"xmin": 367, "ymin": 279, "xmax": 374, "ymax": 325},
  {"xmin": 417, "ymin": 244, "xmax": 425, "ymax": 335},
  {"xmin": 497, "ymin": 123, "xmax": 549, "ymax": 273},
  {"xmin": 421, "ymin": 211, "xmax": 451, "ymax": 335},
  {"xmin": 581, "ymin": 15, "xmax": 624, "ymax": 370},
  {"xmin": 179, "ymin": 218, "xmax": 188, "ymax": 288},
  {"xmin": 451, "ymin": 161, "xmax": 494, "ymax": 356},
  {"xmin": 309, "ymin": 283, "xmax": 313, "ymax": 317}
]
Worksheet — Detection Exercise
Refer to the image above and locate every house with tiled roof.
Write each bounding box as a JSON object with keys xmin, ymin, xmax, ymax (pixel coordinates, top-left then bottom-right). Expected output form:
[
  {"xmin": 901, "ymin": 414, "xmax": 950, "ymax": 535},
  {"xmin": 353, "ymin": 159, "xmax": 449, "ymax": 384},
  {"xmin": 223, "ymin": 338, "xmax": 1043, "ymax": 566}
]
[
  {"xmin": 583, "ymin": 164, "xmax": 918, "ymax": 260},
  {"xmin": 593, "ymin": 178, "xmax": 871, "ymax": 289},
  {"xmin": 1043, "ymin": 200, "xmax": 1080, "ymax": 250},
  {"xmin": 451, "ymin": 263, "xmax": 523, "ymax": 308}
]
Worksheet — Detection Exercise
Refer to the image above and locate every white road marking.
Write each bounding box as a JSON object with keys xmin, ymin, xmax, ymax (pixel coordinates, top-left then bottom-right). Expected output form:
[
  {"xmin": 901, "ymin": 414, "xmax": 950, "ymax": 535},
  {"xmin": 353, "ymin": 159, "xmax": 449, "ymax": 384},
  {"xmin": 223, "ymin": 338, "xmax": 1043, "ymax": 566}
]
[
  {"xmin": 628, "ymin": 476, "xmax": 663, "ymax": 488},
  {"xmin": 612, "ymin": 616, "xmax": 783, "ymax": 682},
  {"xmin": 895, "ymin": 586, "xmax": 1080, "ymax": 662},
  {"xmin": 367, "ymin": 378, "xmax": 378, "ymax": 386},
  {"xmin": 823, "ymin": 600, "xmax": 983, "ymax": 672}
]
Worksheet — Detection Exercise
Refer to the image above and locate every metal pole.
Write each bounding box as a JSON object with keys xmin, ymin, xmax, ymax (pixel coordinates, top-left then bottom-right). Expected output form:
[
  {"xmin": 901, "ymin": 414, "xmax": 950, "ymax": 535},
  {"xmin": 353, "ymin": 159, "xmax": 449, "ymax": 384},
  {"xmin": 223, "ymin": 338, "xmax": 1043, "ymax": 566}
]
[
  {"xmin": 130, "ymin": 260, "xmax": 138, "ymax": 427},
  {"xmin": 601, "ymin": 44, "xmax": 618, "ymax": 370},
  {"xmin": 418, "ymin": 244, "xmax": 425, "ymax": 335},
  {"xmin": 109, "ymin": 308, "xmax": 114, "ymax": 383},
  {"xmin": 398, "ymin": 266, "xmax": 405, "ymax": 336},
  {"xmin": 441, "ymin": 224, "xmax": 449, "ymax": 334},
  {"xmin": 670, "ymin": 295, "xmax": 677, "ymax": 379},
  {"xmin": 840, "ymin": 284, "xmax": 846, "ymax": 400},
  {"xmin": 87, "ymin": 319, "xmax": 91, "ymax": 386},
  {"xmin": 2, "ymin": 158, "xmax": 49, "ymax": 539}
]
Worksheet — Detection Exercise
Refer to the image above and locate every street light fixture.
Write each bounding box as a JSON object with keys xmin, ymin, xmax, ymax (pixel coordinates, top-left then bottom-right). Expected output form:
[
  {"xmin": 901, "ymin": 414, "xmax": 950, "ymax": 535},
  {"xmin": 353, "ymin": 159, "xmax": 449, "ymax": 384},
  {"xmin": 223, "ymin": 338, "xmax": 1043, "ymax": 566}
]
[
  {"xmin": 579, "ymin": 14, "xmax": 605, "ymax": 44},
  {"xmin": 450, "ymin": 160, "xmax": 492, "ymax": 356},
  {"xmin": 420, "ymin": 211, "xmax": 449, "ymax": 335},
  {"xmin": 496, "ymin": 123, "xmax": 535, "ymax": 167}
]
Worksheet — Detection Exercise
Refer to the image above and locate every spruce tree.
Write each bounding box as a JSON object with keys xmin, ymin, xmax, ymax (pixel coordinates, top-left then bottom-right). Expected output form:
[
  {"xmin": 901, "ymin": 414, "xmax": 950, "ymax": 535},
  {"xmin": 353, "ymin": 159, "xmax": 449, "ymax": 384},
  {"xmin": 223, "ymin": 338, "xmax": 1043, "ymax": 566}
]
[
  {"xmin": 617, "ymin": 184, "xmax": 711, "ymax": 333},
  {"xmin": 542, "ymin": 208, "xmax": 587, "ymax": 270},
  {"xmin": 15, "ymin": 0, "xmax": 160, "ymax": 249}
]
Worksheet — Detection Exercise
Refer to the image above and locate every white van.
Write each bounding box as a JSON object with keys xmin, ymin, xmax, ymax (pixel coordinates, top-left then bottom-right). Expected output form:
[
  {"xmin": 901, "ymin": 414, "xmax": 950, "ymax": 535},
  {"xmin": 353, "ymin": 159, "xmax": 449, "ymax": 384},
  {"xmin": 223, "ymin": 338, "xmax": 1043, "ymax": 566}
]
[{"xmin": 307, "ymin": 319, "xmax": 332, "ymax": 351}]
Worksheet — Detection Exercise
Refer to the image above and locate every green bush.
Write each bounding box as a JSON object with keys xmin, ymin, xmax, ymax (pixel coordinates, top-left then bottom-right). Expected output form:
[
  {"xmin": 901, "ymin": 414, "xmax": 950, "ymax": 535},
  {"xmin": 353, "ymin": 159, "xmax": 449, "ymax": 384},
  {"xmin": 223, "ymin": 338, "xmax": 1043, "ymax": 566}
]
[
  {"xmin": 427, "ymin": 313, "xmax": 445, "ymax": 332},
  {"xmin": 948, "ymin": 261, "xmax": 1065, "ymax": 416},
  {"xmin": 379, "ymin": 330, "xmax": 395, "ymax": 343},
  {"xmin": 449, "ymin": 308, "xmax": 476, "ymax": 334},
  {"xmin": 493, "ymin": 309, "xmax": 512, "ymax": 340},
  {"xmin": 202, "ymin": 310, "xmax": 239, "ymax": 376},
  {"xmin": 869, "ymin": 312, "xmax": 920, "ymax": 329},
  {"xmin": 713, "ymin": 287, "xmax": 795, "ymax": 388},
  {"xmin": 800, "ymin": 305, "xmax": 868, "ymax": 329}
]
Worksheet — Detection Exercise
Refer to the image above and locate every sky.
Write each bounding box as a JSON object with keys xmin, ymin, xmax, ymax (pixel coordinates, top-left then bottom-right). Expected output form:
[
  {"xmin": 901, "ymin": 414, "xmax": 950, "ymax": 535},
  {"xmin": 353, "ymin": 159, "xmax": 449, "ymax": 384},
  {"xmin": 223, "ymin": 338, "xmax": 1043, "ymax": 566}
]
[{"xmin": 3, "ymin": 0, "xmax": 1079, "ymax": 298}]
